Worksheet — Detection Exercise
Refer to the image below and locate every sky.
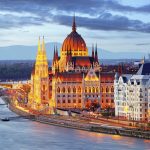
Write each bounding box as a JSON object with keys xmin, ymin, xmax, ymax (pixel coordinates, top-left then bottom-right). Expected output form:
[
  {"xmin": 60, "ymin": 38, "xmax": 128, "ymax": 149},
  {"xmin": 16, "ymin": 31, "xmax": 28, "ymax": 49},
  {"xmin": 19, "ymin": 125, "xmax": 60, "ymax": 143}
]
[{"xmin": 0, "ymin": 0, "xmax": 150, "ymax": 53}]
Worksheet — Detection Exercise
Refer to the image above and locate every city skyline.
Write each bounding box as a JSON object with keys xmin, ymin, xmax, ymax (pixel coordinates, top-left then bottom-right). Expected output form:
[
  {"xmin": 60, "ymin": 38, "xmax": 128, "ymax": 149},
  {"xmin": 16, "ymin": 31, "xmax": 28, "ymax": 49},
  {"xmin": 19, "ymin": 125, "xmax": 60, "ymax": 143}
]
[
  {"xmin": 0, "ymin": 0, "xmax": 150, "ymax": 57},
  {"xmin": 0, "ymin": 1, "xmax": 150, "ymax": 149}
]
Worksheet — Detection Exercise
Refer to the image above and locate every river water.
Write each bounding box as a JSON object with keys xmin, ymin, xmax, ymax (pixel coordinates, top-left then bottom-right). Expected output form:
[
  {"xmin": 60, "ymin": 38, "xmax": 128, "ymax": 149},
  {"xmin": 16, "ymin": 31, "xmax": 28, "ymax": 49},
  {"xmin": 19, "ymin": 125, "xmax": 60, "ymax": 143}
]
[{"xmin": 0, "ymin": 98, "xmax": 150, "ymax": 150}]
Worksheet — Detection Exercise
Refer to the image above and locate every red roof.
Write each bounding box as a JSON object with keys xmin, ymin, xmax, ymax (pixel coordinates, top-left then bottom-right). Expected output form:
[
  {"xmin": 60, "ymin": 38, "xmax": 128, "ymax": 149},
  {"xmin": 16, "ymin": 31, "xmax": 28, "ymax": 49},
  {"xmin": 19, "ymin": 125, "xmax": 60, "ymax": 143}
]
[
  {"xmin": 55, "ymin": 72, "xmax": 83, "ymax": 82},
  {"xmin": 72, "ymin": 56, "xmax": 94, "ymax": 67}
]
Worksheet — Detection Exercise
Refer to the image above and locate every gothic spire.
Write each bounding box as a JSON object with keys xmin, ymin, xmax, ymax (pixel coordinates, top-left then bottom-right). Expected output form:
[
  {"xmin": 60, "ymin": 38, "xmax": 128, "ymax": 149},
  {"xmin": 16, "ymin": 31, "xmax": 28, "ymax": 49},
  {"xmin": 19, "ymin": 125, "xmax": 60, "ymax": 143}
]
[
  {"xmin": 38, "ymin": 36, "xmax": 41, "ymax": 52},
  {"xmin": 72, "ymin": 14, "xmax": 76, "ymax": 32},
  {"xmin": 95, "ymin": 43, "xmax": 98, "ymax": 62},
  {"xmin": 55, "ymin": 45, "xmax": 58, "ymax": 61},
  {"xmin": 42, "ymin": 36, "xmax": 45, "ymax": 51},
  {"xmin": 53, "ymin": 45, "xmax": 56, "ymax": 64},
  {"xmin": 92, "ymin": 44, "xmax": 94, "ymax": 58}
]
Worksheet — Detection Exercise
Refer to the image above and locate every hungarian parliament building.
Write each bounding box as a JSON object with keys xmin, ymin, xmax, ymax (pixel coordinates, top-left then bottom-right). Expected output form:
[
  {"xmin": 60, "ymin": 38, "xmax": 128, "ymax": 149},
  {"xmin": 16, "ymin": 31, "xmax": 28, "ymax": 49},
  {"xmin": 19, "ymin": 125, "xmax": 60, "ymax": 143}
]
[{"xmin": 28, "ymin": 17, "xmax": 118, "ymax": 112}]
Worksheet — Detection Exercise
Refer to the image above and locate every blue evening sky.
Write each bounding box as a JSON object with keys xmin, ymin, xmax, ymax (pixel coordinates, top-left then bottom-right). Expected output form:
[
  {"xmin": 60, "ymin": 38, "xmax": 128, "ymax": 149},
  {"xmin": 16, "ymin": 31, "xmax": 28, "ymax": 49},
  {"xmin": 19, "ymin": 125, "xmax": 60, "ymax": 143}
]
[{"xmin": 0, "ymin": 0, "xmax": 150, "ymax": 53}]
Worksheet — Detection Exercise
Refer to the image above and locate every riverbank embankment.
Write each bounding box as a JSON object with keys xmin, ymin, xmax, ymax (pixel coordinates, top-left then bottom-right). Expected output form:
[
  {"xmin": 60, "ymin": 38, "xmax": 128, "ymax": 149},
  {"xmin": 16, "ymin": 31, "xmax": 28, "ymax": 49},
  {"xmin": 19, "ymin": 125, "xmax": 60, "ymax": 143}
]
[{"xmin": 9, "ymin": 104, "xmax": 150, "ymax": 140}]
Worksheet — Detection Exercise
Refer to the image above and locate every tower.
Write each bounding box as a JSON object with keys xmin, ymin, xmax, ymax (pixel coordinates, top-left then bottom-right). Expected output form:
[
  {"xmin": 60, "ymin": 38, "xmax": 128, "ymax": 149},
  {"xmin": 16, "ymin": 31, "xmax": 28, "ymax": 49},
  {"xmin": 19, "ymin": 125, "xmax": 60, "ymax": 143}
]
[
  {"xmin": 30, "ymin": 36, "xmax": 49, "ymax": 110},
  {"xmin": 92, "ymin": 44, "xmax": 95, "ymax": 58},
  {"xmin": 52, "ymin": 45, "xmax": 59, "ymax": 74},
  {"xmin": 95, "ymin": 44, "xmax": 98, "ymax": 62}
]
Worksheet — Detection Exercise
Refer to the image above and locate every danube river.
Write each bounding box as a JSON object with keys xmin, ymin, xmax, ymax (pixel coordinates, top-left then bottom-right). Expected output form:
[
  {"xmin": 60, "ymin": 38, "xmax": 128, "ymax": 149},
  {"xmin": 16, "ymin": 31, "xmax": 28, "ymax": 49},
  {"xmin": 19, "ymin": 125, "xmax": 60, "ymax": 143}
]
[{"xmin": 0, "ymin": 98, "xmax": 150, "ymax": 150}]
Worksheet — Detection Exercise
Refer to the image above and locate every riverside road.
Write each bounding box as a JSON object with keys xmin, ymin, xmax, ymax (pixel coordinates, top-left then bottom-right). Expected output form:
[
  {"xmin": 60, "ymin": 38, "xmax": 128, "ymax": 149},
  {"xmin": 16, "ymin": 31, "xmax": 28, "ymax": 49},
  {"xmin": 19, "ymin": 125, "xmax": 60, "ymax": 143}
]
[{"xmin": 0, "ymin": 97, "xmax": 150, "ymax": 150}]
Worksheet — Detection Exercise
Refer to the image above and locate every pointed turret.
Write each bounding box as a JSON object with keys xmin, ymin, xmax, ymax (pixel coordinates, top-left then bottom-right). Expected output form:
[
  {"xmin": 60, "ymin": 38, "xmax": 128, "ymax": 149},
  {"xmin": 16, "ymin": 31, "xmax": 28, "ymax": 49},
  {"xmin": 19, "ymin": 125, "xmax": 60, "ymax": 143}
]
[
  {"xmin": 55, "ymin": 45, "xmax": 58, "ymax": 61},
  {"xmin": 36, "ymin": 36, "xmax": 41, "ymax": 60},
  {"xmin": 72, "ymin": 14, "xmax": 76, "ymax": 32},
  {"xmin": 38, "ymin": 36, "xmax": 41, "ymax": 52},
  {"xmin": 30, "ymin": 36, "xmax": 49, "ymax": 108},
  {"xmin": 92, "ymin": 44, "xmax": 94, "ymax": 58},
  {"xmin": 95, "ymin": 44, "xmax": 98, "ymax": 62},
  {"xmin": 41, "ymin": 36, "xmax": 48, "ymax": 63},
  {"xmin": 35, "ymin": 36, "xmax": 48, "ymax": 76},
  {"xmin": 42, "ymin": 36, "xmax": 45, "ymax": 51},
  {"xmin": 52, "ymin": 46, "xmax": 56, "ymax": 65}
]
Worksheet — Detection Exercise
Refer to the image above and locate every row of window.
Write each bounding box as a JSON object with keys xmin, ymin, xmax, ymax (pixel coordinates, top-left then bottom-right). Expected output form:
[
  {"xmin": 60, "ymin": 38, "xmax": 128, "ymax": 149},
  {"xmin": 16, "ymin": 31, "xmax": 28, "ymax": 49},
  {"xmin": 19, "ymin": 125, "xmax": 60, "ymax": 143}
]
[
  {"xmin": 85, "ymin": 87, "xmax": 99, "ymax": 93},
  {"xmin": 57, "ymin": 99, "xmax": 81, "ymax": 104},
  {"xmin": 57, "ymin": 95, "xmax": 81, "ymax": 97},
  {"xmin": 57, "ymin": 87, "xmax": 81, "ymax": 93},
  {"xmin": 57, "ymin": 87, "xmax": 114, "ymax": 93},
  {"xmin": 101, "ymin": 94, "xmax": 114, "ymax": 97},
  {"xmin": 85, "ymin": 95, "xmax": 100, "ymax": 98},
  {"xmin": 101, "ymin": 99, "xmax": 114, "ymax": 103},
  {"xmin": 101, "ymin": 87, "xmax": 114, "ymax": 93}
]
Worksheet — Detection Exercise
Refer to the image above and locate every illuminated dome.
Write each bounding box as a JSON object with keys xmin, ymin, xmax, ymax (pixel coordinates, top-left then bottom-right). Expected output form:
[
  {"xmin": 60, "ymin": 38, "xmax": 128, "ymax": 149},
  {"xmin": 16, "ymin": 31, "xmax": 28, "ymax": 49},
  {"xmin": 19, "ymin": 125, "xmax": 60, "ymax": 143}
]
[{"xmin": 61, "ymin": 16, "xmax": 88, "ymax": 57}]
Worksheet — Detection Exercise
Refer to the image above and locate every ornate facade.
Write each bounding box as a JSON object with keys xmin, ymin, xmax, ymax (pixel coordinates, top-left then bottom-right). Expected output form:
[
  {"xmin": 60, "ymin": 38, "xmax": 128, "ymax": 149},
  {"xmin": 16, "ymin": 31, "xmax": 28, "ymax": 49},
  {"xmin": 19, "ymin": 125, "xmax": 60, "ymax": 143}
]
[
  {"xmin": 29, "ymin": 16, "xmax": 101, "ymax": 112},
  {"xmin": 51, "ymin": 17, "xmax": 101, "ymax": 109},
  {"xmin": 114, "ymin": 62, "xmax": 150, "ymax": 122},
  {"xmin": 29, "ymin": 37, "xmax": 50, "ymax": 111},
  {"xmin": 100, "ymin": 73, "xmax": 115, "ymax": 109}
]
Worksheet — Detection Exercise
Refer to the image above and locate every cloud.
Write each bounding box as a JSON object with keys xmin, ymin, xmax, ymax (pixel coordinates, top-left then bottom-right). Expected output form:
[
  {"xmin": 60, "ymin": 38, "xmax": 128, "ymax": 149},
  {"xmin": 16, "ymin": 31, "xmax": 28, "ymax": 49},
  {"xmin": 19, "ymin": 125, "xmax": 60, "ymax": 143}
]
[
  {"xmin": 0, "ymin": 0, "xmax": 150, "ymax": 33},
  {"xmin": 53, "ymin": 13, "xmax": 150, "ymax": 33},
  {"xmin": 0, "ymin": 14, "xmax": 49, "ymax": 29}
]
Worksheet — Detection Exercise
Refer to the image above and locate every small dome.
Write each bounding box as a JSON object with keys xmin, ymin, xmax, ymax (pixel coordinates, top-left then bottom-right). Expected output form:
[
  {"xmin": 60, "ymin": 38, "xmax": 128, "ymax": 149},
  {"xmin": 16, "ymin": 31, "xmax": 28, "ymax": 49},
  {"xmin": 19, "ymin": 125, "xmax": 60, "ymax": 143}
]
[
  {"xmin": 61, "ymin": 16, "xmax": 88, "ymax": 56},
  {"xmin": 62, "ymin": 32, "xmax": 87, "ymax": 51}
]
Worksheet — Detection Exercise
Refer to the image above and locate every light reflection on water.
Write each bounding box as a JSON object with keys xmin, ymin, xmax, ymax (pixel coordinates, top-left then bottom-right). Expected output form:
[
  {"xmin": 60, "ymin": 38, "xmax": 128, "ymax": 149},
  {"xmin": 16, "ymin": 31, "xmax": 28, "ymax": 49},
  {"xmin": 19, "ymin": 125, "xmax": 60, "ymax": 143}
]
[{"xmin": 0, "ymin": 99, "xmax": 150, "ymax": 150}]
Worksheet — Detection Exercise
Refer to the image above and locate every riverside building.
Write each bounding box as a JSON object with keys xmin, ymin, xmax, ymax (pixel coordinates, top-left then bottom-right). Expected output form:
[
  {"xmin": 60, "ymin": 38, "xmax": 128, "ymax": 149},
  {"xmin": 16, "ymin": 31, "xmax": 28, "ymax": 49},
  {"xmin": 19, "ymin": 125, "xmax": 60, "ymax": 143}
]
[
  {"xmin": 114, "ymin": 62, "xmax": 150, "ymax": 122},
  {"xmin": 28, "ymin": 16, "xmax": 101, "ymax": 112}
]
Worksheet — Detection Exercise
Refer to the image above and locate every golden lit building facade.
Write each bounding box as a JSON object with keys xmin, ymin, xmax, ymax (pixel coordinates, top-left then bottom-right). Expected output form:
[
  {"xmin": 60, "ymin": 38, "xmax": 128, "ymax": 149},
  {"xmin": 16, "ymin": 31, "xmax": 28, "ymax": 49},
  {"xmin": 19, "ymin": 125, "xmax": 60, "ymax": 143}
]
[
  {"xmin": 51, "ymin": 17, "xmax": 101, "ymax": 109},
  {"xmin": 53, "ymin": 68, "xmax": 100, "ymax": 109},
  {"xmin": 29, "ymin": 37, "xmax": 50, "ymax": 110},
  {"xmin": 29, "ymin": 16, "xmax": 101, "ymax": 111}
]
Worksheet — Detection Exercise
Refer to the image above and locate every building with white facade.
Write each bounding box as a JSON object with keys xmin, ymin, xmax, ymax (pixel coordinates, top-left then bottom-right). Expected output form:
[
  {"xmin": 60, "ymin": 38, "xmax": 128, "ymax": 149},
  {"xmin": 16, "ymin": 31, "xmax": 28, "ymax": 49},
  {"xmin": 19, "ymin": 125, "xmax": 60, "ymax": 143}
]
[{"xmin": 114, "ymin": 62, "xmax": 150, "ymax": 122}]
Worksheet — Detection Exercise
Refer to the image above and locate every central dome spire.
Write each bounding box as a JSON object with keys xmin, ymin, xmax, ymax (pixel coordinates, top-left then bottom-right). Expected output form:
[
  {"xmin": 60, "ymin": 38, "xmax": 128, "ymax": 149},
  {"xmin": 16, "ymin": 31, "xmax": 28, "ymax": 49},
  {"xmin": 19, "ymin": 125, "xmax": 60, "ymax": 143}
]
[
  {"xmin": 61, "ymin": 15, "xmax": 88, "ymax": 57},
  {"xmin": 72, "ymin": 15, "xmax": 76, "ymax": 32}
]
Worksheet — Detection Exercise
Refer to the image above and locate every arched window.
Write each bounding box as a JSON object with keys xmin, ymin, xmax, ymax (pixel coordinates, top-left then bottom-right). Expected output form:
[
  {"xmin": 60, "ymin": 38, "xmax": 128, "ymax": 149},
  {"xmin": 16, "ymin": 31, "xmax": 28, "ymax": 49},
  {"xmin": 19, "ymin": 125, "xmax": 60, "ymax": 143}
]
[
  {"xmin": 78, "ymin": 87, "xmax": 81, "ymax": 93},
  {"xmin": 92, "ymin": 87, "xmax": 95, "ymax": 93},
  {"xmin": 43, "ymin": 85, "xmax": 45, "ymax": 91},
  {"xmin": 101, "ymin": 87, "xmax": 103, "ymax": 93},
  {"xmin": 62, "ymin": 87, "xmax": 65, "ymax": 93},
  {"xmin": 89, "ymin": 87, "xmax": 91, "ymax": 93},
  {"xmin": 106, "ymin": 87, "xmax": 109, "ymax": 93},
  {"xmin": 68, "ymin": 87, "xmax": 71, "ymax": 93},
  {"xmin": 96, "ymin": 87, "xmax": 99, "ymax": 93},
  {"xmin": 73, "ymin": 87, "xmax": 76, "ymax": 93},
  {"xmin": 57, "ymin": 87, "xmax": 60, "ymax": 93},
  {"xmin": 78, "ymin": 99, "xmax": 81, "ymax": 103},
  {"xmin": 85, "ymin": 87, "xmax": 87, "ymax": 93},
  {"xmin": 111, "ymin": 87, "xmax": 114, "ymax": 92}
]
